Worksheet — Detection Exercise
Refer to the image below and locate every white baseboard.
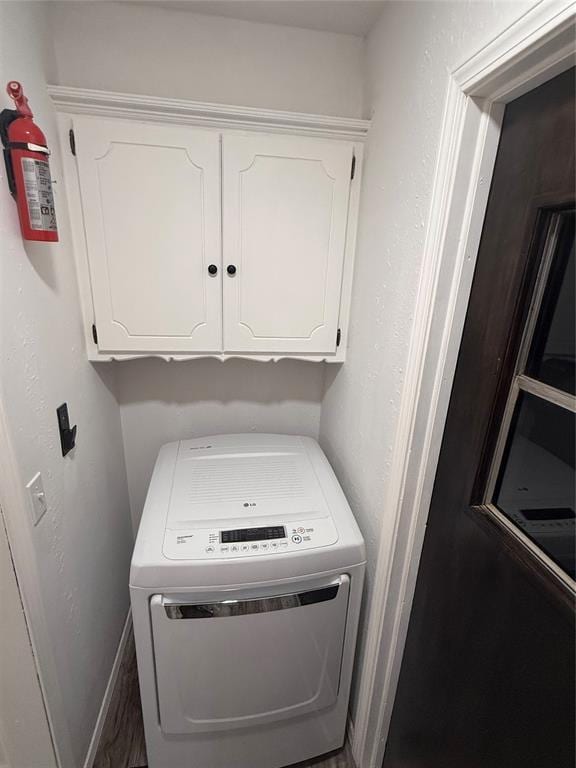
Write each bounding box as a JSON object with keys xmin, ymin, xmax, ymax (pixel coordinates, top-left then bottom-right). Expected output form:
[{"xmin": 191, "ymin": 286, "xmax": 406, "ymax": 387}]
[{"xmin": 83, "ymin": 609, "xmax": 132, "ymax": 768}]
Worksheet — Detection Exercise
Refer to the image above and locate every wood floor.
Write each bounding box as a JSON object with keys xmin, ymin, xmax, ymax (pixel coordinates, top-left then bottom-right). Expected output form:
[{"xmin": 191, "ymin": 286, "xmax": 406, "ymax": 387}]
[
  {"xmin": 94, "ymin": 627, "xmax": 355, "ymax": 768},
  {"xmin": 93, "ymin": 631, "xmax": 147, "ymax": 768}
]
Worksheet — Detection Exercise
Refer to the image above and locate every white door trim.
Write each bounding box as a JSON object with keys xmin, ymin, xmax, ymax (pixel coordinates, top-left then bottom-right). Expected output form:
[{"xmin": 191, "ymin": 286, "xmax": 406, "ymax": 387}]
[
  {"xmin": 0, "ymin": 402, "xmax": 73, "ymax": 767},
  {"xmin": 352, "ymin": 3, "xmax": 576, "ymax": 767},
  {"xmin": 0, "ymin": 508, "xmax": 57, "ymax": 768}
]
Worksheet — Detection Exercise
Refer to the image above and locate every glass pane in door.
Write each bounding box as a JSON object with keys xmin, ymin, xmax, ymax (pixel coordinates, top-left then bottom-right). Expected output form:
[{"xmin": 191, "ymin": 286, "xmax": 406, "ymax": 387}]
[
  {"xmin": 526, "ymin": 210, "xmax": 575, "ymax": 394},
  {"xmin": 493, "ymin": 391, "xmax": 575, "ymax": 578}
]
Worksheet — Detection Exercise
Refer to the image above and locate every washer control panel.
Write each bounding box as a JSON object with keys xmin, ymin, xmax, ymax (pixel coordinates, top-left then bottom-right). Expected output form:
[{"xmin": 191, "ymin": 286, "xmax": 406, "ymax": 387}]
[{"xmin": 163, "ymin": 517, "xmax": 338, "ymax": 560}]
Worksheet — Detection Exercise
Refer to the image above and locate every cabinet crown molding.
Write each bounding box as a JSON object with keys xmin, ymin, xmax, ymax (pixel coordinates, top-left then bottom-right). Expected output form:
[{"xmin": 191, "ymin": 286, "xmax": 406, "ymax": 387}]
[{"xmin": 47, "ymin": 85, "xmax": 370, "ymax": 140}]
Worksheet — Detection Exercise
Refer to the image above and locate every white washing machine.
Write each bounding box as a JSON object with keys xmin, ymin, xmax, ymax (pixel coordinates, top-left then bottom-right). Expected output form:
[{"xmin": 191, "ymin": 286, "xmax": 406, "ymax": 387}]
[{"xmin": 130, "ymin": 434, "xmax": 365, "ymax": 768}]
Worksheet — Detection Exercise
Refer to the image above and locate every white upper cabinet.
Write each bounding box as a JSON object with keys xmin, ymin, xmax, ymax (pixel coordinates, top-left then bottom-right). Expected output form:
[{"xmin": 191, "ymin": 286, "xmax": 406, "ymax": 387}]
[
  {"xmin": 54, "ymin": 89, "xmax": 368, "ymax": 361},
  {"xmin": 74, "ymin": 117, "xmax": 221, "ymax": 353},
  {"xmin": 222, "ymin": 134, "xmax": 353, "ymax": 355}
]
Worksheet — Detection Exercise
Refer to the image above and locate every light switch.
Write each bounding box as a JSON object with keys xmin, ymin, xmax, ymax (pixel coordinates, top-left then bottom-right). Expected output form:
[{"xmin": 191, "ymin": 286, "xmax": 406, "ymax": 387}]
[{"xmin": 27, "ymin": 472, "xmax": 47, "ymax": 526}]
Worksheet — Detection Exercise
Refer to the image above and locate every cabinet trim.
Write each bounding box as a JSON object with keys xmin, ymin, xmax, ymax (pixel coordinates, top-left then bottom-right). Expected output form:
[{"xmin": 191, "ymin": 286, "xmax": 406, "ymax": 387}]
[
  {"xmin": 55, "ymin": 111, "xmax": 363, "ymax": 364},
  {"xmin": 47, "ymin": 85, "xmax": 370, "ymax": 141}
]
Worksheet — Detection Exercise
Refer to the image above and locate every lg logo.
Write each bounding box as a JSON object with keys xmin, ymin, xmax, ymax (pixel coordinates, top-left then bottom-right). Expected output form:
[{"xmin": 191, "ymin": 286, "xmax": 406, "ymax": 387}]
[{"xmin": 243, "ymin": 502, "xmax": 257, "ymax": 507}]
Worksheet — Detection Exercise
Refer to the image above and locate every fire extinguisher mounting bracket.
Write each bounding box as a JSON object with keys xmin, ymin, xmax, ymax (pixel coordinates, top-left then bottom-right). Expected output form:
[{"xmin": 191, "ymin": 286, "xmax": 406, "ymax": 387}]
[
  {"xmin": 0, "ymin": 108, "xmax": 19, "ymax": 197},
  {"xmin": 7, "ymin": 141, "xmax": 50, "ymax": 154}
]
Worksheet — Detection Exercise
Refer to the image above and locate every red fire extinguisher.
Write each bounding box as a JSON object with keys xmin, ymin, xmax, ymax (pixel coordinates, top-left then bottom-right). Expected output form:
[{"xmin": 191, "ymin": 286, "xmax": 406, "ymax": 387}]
[{"xmin": 0, "ymin": 81, "xmax": 58, "ymax": 242}]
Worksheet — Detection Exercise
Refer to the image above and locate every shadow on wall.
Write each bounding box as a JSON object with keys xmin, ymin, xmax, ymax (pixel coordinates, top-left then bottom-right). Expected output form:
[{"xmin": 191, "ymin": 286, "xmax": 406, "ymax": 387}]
[
  {"xmin": 23, "ymin": 240, "xmax": 59, "ymax": 292},
  {"xmin": 112, "ymin": 357, "xmax": 329, "ymax": 529},
  {"xmin": 114, "ymin": 356, "xmax": 327, "ymax": 405}
]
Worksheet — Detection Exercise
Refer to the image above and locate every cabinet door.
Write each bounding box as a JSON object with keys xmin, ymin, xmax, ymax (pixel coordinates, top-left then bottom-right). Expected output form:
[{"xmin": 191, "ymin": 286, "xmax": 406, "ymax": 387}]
[
  {"xmin": 74, "ymin": 117, "xmax": 221, "ymax": 353},
  {"xmin": 222, "ymin": 133, "xmax": 353, "ymax": 355},
  {"xmin": 150, "ymin": 576, "xmax": 350, "ymax": 734}
]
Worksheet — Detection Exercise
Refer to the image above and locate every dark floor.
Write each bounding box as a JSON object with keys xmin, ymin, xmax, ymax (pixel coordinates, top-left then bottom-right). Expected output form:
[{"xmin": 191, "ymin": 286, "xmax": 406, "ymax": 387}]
[
  {"xmin": 93, "ymin": 631, "xmax": 147, "ymax": 768},
  {"xmin": 93, "ymin": 627, "xmax": 355, "ymax": 768}
]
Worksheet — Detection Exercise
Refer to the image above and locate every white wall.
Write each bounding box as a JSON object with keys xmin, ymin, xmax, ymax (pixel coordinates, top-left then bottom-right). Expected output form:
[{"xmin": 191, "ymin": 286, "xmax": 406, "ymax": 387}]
[
  {"xmin": 116, "ymin": 359, "xmax": 323, "ymax": 527},
  {"xmin": 0, "ymin": 3, "xmax": 133, "ymax": 765},
  {"xmin": 319, "ymin": 0, "xmax": 537, "ymax": 719},
  {"xmin": 49, "ymin": 1, "xmax": 365, "ymax": 117}
]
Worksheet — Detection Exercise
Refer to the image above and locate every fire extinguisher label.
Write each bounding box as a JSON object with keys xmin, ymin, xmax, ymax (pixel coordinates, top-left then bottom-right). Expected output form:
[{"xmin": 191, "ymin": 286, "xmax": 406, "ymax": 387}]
[{"xmin": 21, "ymin": 157, "xmax": 58, "ymax": 232}]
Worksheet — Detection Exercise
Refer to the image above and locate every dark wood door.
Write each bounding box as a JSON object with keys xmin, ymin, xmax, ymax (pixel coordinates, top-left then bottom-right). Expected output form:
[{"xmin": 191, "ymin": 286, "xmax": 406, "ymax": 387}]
[{"xmin": 383, "ymin": 69, "xmax": 575, "ymax": 768}]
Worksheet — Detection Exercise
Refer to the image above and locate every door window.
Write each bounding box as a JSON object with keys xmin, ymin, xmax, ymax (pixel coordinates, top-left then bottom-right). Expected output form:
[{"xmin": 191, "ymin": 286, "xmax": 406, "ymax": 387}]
[{"xmin": 486, "ymin": 210, "xmax": 575, "ymax": 584}]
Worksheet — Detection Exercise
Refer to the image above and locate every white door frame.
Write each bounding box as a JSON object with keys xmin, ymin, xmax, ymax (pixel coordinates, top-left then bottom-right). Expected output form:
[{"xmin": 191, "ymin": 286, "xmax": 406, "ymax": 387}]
[
  {"xmin": 0, "ymin": 507, "xmax": 57, "ymax": 768},
  {"xmin": 352, "ymin": 3, "xmax": 576, "ymax": 767}
]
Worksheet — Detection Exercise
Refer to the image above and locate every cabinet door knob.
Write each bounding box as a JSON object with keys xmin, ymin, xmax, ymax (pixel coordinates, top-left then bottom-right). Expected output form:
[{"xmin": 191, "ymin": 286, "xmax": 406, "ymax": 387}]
[
  {"xmin": 227, "ymin": 265, "xmax": 237, "ymax": 276},
  {"xmin": 208, "ymin": 264, "xmax": 218, "ymax": 275}
]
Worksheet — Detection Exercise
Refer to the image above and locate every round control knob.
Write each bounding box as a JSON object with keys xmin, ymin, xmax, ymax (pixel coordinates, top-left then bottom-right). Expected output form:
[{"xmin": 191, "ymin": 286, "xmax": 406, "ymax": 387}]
[
  {"xmin": 291, "ymin": 534, "xmax": 302, "ymax": 544},
  {"xmin": 227, "ymin": 264, "xmax": 237, "ymax": 276},
  {"xmin": 208, "ymin": 264, "xmax": 218, "ymax": 275}
]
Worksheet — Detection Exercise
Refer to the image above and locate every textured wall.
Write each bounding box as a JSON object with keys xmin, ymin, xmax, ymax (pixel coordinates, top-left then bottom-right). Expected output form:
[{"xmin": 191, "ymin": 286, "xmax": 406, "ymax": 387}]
[
  {"xmin": 49, "ymin": 0, "xmax": 366, "ymax": 117},
  {"xmin": 0, "ymin": 3, "xmax": 133, "ymax": 765},
  {"xmin": 319, "ymin": 0, "xmax": 537, "ymax": 719},
  {"xmin": 116, "ymin": 359, "xmax": 324, "ymax": 527}
]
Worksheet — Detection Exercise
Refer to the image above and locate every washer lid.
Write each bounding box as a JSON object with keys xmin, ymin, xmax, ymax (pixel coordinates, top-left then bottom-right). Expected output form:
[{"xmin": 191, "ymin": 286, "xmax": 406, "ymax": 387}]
[
  {"xmin": 166, "ymin": 436, "xmax": 331, "ymax": 531},
  {"xmin": 130, "ymin": 435, "xmax": 366, "ymax": 587}
]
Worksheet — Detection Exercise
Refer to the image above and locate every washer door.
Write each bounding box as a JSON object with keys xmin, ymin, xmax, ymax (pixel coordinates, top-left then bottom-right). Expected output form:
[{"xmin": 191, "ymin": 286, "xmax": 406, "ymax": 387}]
[{"xmin": 150, "ymin": 575, "xmax": 350, "ymax": 734}]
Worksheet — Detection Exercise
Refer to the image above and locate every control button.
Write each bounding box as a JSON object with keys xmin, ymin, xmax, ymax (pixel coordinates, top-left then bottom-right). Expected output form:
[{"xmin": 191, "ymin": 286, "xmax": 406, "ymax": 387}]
[
  {"xmin": 260, "ymin": 542, "xmax": 269, "ymax": 550},
  {"xmin": 206, "ymin": 546, "xmax": 215, "ymax": 553},
  {"xmin": 251, "ymin": 543, "xmax": 259, "ymax": 550},
  {"xmin": 280, "ymin": 541, "xmax": 288, "ymax": 548},
  {"xmin": 220, "ymin": 546, "xmax": 229, "ymax": 553},
  {"xmin": 297, "ymin": 527, "xmax": 305, "ymax": 533},
  {"xmin": 241, "ymin": 544, "xmax": 250, "ymax": 552},
  {"xmin": 231, "ymin": 545, "xmax": 239, "ymax": 552},
  {"xmin": 271, "ymin": 542, "xmax": 279, "ymax": 549},
  {"xmin": 291, "ymin": 535, "xmax": 302, "ymax": 544}
]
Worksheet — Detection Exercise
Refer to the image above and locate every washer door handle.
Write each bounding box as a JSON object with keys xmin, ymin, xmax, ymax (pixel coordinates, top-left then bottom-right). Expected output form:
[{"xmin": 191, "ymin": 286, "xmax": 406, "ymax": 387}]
[{"xmin": 161, "ymin": 578, "xmax": 343, "ymax": 619}]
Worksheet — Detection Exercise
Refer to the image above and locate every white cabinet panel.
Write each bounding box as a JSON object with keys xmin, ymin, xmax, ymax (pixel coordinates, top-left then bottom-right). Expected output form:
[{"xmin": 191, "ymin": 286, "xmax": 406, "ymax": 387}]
[
  {"xmin": 74, "ymin": 117, "xmax": 221, "ymax": 352},
  {"xmin": 222, "ymin": 133, "xmax": 353, "ymax": 354}
]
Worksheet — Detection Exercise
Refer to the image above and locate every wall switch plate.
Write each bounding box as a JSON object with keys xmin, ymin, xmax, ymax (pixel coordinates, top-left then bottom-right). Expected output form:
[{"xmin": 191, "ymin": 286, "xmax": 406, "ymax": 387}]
[{"xmin": 26, "ymin": 472, "xmax": 47, "ymax": 526}]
